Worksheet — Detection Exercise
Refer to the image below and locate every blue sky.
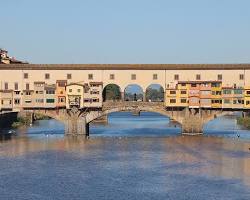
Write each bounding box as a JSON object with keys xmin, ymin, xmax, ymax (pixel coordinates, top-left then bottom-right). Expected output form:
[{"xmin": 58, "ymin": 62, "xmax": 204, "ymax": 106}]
[{"xmin": 1, "ymin": 0, "xmax": 250, "ymax": 64}]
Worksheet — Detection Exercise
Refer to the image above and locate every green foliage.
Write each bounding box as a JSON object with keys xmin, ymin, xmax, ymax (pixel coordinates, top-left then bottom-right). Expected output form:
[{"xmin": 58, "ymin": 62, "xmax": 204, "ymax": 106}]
[
  {"xmin": 103, "ymin": 84, "xmax": 121, "ymax": 101},
  {"xmin": 146, "ymin": 87, "xmax": 164, "ymax": 101},
  {"xmin": 11, "ymin": 116, "xmax": 31, "ymax": 128},
  {"xmin": 237, "ymin": 117, "xmax": 250, "ymax": 129}
]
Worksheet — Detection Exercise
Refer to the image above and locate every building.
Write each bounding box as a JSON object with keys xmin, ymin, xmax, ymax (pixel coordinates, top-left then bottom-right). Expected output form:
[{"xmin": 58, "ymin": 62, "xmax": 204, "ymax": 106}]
[
  {"xmin": 66, "ymin": 83, "xmax": 84, "ymax": 109},
  {"xmin": 56, "ymin": 80, "xmax": 67, "ymax": 108},
  {"xmin": 0, "ymin": 90, "xmax": 13, "ymax": 111},
  {"xmin": 244, "ymin": 86, "xmax": 250, "ymax": 109},
  {"xmin": 44, "ymin": 84, "xmax": 56, "ymax": 108},
  {"xmin": 83, "ymin": 82, "xmax": 103, "ymax": 108}
]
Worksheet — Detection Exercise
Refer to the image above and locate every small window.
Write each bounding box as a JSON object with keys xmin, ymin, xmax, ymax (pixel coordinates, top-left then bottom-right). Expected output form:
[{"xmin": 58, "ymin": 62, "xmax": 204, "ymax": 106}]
[
  {"xmin": 14, "ymin": 82, "xmax": 18, "ymax": 90},
  {"xmin": 153, "ymin": 74, "xmax": 158, "ymax": 80},
  {"xmin": 131, "ymin": 74, "xmax": 136, "ymax": 80},
  {"xmin": 239, "ymin": 74, "xmax": 244, "ymax": 80},
  {"xmin": 181, "ymin": 99, "xmax": 187, "ymax": 103},
  {"xmin": 170, "ymin": 99, "xmax": 176, "ymax": 103},
  {"xmin": 14, "ymin": 99, "xmax": 20, "ymax": 104},
  {"xmin": 46, "ymin": 99, "xmax": 55, "ymax": 103},
  {"xmin": 24, "ymin": 73, "xmax": 28, "ymax": 79},
  {"xmin": 77, "ymin": 89, "xmax": 81, "ymax": 93},
  {"xmin": 69, "ymin": 89, "xmax": 72, "ymax": 93},
  {"xmin": 196, "ymin": 74, "xmax": 201, "ymax": 80},
  {"xmin": 67, "ymin": 74, "xmax": 72, "ymax": 79},
  {"xmin": 174, "ymin": 74, "xmax": 179, "ymax": 81},
  {"xmin": 26, "ymin": 83, "xmax": 30, "ymax": 90},
  {"xmin": 4, "ymin": 82, "xmax": 8, "ymax": 90},
  {"xmin": 181, "ymin": 90, "xmax": 187, "ymax": 94},
  {"xmin": 217, "ymin": 74, "xmax": 222, "ymax": 81},
  {"xmin": 88, "ymin": 74, "xmax": 93, "ymax": 80},
  {"xmin": 170, "ymin": 90, "xmax": 176, "ymax": 95},
  {"xmin": 45, "ymin": 73, "xmax": 50, "ymax": 79},
  {"xmin": 110, "ymin": 74, "xmax": 115, "ymax": 80}
]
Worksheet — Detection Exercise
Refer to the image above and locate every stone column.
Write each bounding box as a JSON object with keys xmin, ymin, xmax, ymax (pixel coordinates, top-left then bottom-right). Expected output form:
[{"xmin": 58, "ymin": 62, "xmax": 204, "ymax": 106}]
[
  {"xmin": 143, "ymin": 92, "xmax": 146, "ymax": 102},
  {"xmin": 65, "ymin": 115, "xmax": 89, "ymax": 136},
  {"xmin": 181, "ymin": 109, "xmax": 203, "ymax": 135},
  {"xmin": 120, "ymin": 92, "xmax": 125, "ymax": 102}
]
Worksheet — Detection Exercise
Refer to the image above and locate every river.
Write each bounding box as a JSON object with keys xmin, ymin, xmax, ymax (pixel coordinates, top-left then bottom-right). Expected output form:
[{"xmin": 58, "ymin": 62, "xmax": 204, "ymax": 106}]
[{"xmin": 0, "ymin": 112, "xmax": 250, "ymax": 199}]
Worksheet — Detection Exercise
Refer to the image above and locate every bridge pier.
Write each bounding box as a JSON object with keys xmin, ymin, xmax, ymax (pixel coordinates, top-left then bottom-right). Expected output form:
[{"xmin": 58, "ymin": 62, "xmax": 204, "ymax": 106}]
[
  {"xmin": 180, "ymin": 108, "xmax": 204, "ymax": 135},
  {"xmin": 65, "ymin": 117, "xmax": 89, "ymax": 136}
]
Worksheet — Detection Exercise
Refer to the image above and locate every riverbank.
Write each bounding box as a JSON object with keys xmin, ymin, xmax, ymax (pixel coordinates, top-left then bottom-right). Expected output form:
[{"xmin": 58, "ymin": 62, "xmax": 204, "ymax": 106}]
[
  {"xmin": 237, "ymin": 117, "xmax": 250, "ymax": 129},
  {"xmin": 11, "ymin": 114, "xmax": 51, "ymax": 129}
]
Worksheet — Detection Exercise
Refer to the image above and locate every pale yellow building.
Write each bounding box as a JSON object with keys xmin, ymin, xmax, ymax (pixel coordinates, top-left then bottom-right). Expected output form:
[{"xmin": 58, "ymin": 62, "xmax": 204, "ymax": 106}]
[{"xmin": 66, "ymin": 83, "xmax": 84, "ymax": 109}]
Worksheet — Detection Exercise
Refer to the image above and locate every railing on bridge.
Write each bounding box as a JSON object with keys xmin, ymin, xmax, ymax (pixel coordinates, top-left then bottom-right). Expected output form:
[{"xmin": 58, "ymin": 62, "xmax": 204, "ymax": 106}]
[{"xmin": 102, "ymin": 101, "xmax": 164, "ymax": 110}]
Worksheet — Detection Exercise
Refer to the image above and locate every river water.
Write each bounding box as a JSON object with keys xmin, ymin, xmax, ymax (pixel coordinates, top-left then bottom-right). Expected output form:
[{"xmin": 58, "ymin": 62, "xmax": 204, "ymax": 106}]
[{"xmin": 1, "ymin": 112, "xmax": 250, "ymax": 199}]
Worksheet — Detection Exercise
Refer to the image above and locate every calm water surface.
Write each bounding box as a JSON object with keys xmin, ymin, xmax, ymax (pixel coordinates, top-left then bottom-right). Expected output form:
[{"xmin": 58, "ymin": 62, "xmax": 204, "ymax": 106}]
[{"xmin": 1, "ymin": 112, "xmax": 250, "ymax": 200}]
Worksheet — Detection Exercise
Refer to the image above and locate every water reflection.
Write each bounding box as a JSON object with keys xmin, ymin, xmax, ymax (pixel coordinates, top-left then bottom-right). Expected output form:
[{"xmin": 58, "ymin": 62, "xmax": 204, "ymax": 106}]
[{"xmin": 0, "ymin": 136, "xmax": 250, "ymax": 199}]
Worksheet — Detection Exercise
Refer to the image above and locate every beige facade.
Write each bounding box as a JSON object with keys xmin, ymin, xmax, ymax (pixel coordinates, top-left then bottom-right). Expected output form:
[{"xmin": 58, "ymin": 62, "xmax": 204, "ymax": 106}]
[
  {"xmin": 83, "ymin": 82, "xmax": 103, "ymax": 108},
  {"xmin": 0, "ymin": 64, "xmax": 250, "ymax": 111},
  {"xmin": 66, "ymin": 83, "xmax": 84, "ymax": 109}
]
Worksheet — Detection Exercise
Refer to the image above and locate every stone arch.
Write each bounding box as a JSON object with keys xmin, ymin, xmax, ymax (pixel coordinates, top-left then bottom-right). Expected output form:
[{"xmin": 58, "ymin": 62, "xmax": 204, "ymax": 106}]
[
  {"xmin": 203, "ymin": 111, "xmax": 235, "ymax": 125},
  {"xmin": 124, "ymin": 84, "xmax": 144, "ymax": 101},
  {"xmin": 86, "ymin": 105, "xmax": 182, "ymax": 125},
  {"xmin": 102, "ymin": 84, "xmax": 122, "ymax": 102},
  {"xmin": 145, "ymin": 84, "xmax": 165, "ymax": 102}
]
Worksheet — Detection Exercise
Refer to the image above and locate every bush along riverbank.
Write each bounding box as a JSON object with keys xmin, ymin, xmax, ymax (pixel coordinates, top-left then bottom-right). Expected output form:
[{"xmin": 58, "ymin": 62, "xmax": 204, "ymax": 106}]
[
  {"xmin": 11, "ymin": 116, "xmax": 31, "ymax": 128},
  {"xmin": 237, "ymin": 117, "xmax": 250, "ymax": 129},
  {"xmin": 11, "ymin": 113, "xmax": 51, "ymax": 129}
]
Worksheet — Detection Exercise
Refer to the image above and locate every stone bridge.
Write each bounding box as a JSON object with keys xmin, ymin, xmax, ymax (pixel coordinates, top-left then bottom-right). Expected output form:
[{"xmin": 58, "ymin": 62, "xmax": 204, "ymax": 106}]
[{"xmin": 14, "ymin": 102, "xmax": 235, "ymax": 136}]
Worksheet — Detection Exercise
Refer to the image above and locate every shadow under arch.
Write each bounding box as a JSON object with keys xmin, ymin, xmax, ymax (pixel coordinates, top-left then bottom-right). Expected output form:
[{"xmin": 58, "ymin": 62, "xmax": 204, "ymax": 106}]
[
  {"xmin": 102, "ymin": 84, "xmax": 122, "ymax": 102},
  {"xmin": 145, "ymin": 84, "xmax": 164, "ymax": 102},
  {"xmin": 124, "ymin": 84, "xmax": 144, "ymax": 101}
]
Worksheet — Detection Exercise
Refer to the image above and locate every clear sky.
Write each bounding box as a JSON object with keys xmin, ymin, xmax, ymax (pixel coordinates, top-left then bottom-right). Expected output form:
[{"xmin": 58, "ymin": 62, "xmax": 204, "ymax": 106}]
[{"xmin": 1, "ymin": 0, "xmax": 250, "ymax": 64}]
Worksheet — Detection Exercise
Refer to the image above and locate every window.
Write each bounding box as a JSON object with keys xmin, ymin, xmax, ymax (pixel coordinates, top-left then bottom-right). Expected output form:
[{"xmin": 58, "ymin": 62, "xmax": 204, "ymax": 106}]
[
  {"xmin": 223, "ymin": 89, "xmax": 232, "ymax": 94},
  {"xmin": 24, "ymin": 73, "xmax": 28, "ymax": 79},
  {"xmin": 36, "ymin": 99, "xmax": 44, "ymax": 103},
  {"xmin": 191, "ymin": 84, "xmax": 196, "ymax": 87},
  {"xmin": 46, "ymin": 90, "xmax": 55, "ymax": 94},
  {"xmin": 180, "ymin": 90, "xmax": 187, "ymax": 94},
  {"xmin": 247, "ymin": 101, "xmax": 250, "ymax": 105},
  {"xmin": 196, "ymin": 74, "xmax": 201, "ymax": 80},
  {"xmin": 170, "ymin": 99, "xmax": 176, "ymax": 103},
  {"xmin": 153, "ymin": 74, "xmax": 158, "ymax": 80},
  {"xmin": 88, "ymin": 74, "xmax": 93, "ymax": 80},
  {"xmin": 45, "ymin": 73, "xmax": 50, "ymax": 79},
  {"xmin": 239, "ymin": 74, "xmax": 244, "ymax": 80},
  {"xmin": 25, "ymin": 92, "xmax": 31, "ymax": 95},
  {"xmin": 14, "ymin": 99, "xmax": 20, "ymax": 104},
  {"xmin": 77, "ymin": 89, "xmax": 81, "ymax": 93},
  {"xmin": 26, "ymin": 83, "xmax": 30, "ymax": 90},
  {"xmin": 46, "ymin": 99, "xmax": 55, "ymax": 103},
  {"xmin": 181, "ymin": 83, "xmax": 186, "ymax": 87},
  {"xmin": 4, "ymin": 82, "xmax": 8, "ymax": 90},
  {"xmin": 14, "ymin": 82, "xmax": 18, "ymax": 90},
  {"xmin": 247, "ymin": 91, "xmax": 250, "ymax": 95},
  {"xmin": 25, "ymin": 100, "xmax": 32, "ymax": 103},
  {"xmin": 224, "ymin": 99, "xmax": 231, "ymax": 104},
  {"xmin": 174, "ymin": 74, "xmax": 179, "ymax": 81},
  {"xmin": 58, "ymin": 82, "xmax": 66, "ymax": 87},
  {"xmin": 131, "ymin": 74, "xmax": 136, "ymax": 80},
  {"xmin": 67, "ymin": 74, "xmax": 72, "ymax": 79},
  {"xmin": 69, "ymin": 89, "xmax": 72, "ymax": 93},
  {"xmin": 110, "ymin": 74, "xmax": 115, "ymax": 80},
  {"xmin": 217, "ymin": 74, "xmax": 222, "ymax": 81},
  {"xmin": 234, "ymin": 89, "xmax": 243, "ymax": 94},
  {"xmin": 170, "ymin": 90, "xmax": 176, "ymax": 95},
  {"xmin": 181, "ymin": 99, "xmax": 187, "ymax": 103}
]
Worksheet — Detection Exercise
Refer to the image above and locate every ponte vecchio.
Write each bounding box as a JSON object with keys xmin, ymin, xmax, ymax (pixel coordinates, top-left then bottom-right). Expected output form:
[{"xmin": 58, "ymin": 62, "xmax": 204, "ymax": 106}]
[{"xmin": 1, "ymin": 63, "xmax": 250, "ymax": 135}]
